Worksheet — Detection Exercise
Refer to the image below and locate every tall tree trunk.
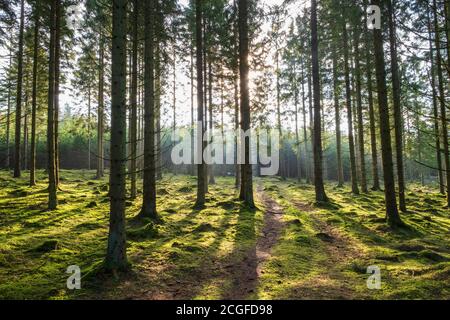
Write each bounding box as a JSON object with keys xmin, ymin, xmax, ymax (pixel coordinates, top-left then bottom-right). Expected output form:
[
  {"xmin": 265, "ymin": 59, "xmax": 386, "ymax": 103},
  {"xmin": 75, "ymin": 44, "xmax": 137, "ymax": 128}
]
[
  {"xmin": 105, "ymin": 0, "xmax": 129, "ymax": 271},
  {"xmin": 129, "ymin": 0, "xmax": 138, "ymax": 199},
  {"xmin": 14, "ymin": 0, "xmax": 25, "ymax": 178},
  {"xmin": 307, "ymin": 64, "xmax": 314, "ymax": 183},
  {"xmin": 140, "ymin": 0, "xmax": 158, "ymax": 219},
  {"xmin": 427, "ymin": 10, "xmax": 444, "ymax": 194},
  {"xmin": 5, "ymin": 43, "xmax": 12, "ymax": 169},
  {"xmin": 97, "ymin": 36, "xmax": 105, "ymax": 179},
  {"xmin": 444, "ymin": 0, "xmax": 450, "ymax": 80},
  {"xmin": 190, "ymin": 44, "xmax": 196, "ymax": 176},
  {"xmin": 354, "ymin": 26, "xmax": 368, "ymax": 193},
  {"xmin": 238, "ymin": 0, "xmax": 255, "ymax": 207},
  {"xmin": 195, "ymin": 0, "xmax": 207, "ymax": 207},
  {"xmin": 47, "ymin": 0, "xmax": 58, "ymax": 210},
  {"xmin": 388, "ymin": 0, "xmax": 406, "ymax": 211},
  {"xmin": 208, "ymin": 58, "xmax": 215, "ymax": 184},
  {"xmin": 173, "ymin": 43, "xmax": 177, "ymax": 175},
  {"xmin": 54, "ymin": 0, "xmax": 61, "ymax": 186},
  {"xmin": 372, "ymin": 0, "xmax": 402, "ymax": 227},
  {"xmin": 311, "ymin": 0, "xmax": 327, "ymax": 202},
  {"xmin": 23, "ymin": 94, "xmax": 28, "ymax": 171},
  {"xmin": 31, "ymin": 4, "xmax": 40, "ymax": 186},
  {"xmin": 332, "ymin": 43, "xmax": 344, "ymax": 187},
  {"xmin": 300, "ymin": 59, "xmax": 310, "ymax": 184},
  {"xmin": 155, "ymin": 45, "xmax": 162, "ymax": 180},
  {"xmin": 88, "ymin": 87, "xmax": 91, "ymax": 170},
  {"xmin": 365, "ymin": 17, "xmax": 380, "ymax": 191},
  {"xmin": 234, "ymin": 72, "xmax": 240, "ymax": 188},
  {"xmin": 294, "ymin": 62, "xmax": 302, "ymax": 182},
  {"xmin": 343, "ymin": 21, "xmax": 359, "ymax": 194},
  {"xmin": 276, "ymin": 48, "xmax": 284, "ymax": 180},
  {"xmin": 433, "ymin": 0, "xmax": 450, "ymax": 207}
]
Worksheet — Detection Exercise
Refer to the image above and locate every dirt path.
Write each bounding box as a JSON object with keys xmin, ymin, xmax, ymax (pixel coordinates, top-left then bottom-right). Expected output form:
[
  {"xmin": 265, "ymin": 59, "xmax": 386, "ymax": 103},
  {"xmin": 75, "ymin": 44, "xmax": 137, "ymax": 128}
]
[{"xmin": 223, "ymin": 186, "xmax": 285, "ymax": 299}]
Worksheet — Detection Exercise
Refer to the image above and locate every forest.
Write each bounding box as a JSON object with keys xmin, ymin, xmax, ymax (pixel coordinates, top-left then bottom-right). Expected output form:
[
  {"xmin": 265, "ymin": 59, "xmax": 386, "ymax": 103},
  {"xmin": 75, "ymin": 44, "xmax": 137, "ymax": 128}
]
[{"xmin": 0, "ymin": 0, "xmax": 449, "ymax": 301}]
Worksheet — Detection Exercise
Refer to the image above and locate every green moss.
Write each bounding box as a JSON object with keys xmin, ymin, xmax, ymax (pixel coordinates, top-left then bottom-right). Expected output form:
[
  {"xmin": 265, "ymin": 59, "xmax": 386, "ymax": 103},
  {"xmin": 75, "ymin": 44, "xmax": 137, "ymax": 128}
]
[{"xmin": 0, "ymin": 172, "xmax": 449, "ymax": 300}]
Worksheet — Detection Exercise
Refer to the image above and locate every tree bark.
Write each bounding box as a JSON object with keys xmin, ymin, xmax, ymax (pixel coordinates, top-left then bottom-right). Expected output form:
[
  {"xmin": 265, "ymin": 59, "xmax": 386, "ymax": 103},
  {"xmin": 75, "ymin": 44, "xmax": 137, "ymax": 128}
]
[
  {"xmin": 354, "ymin": 26, "xmax": 368, "ymax": 193},
  {"xmin": 97, "ymin": 36, "xmax": 105, "ymax": 179},
  {"xmin": 140, "ymin": 0, "xmax": 158, "ymax": 219},
  {"xmin": 343, "ymin": 20, "xmax": 359, "ymax": 194},
  {"xmin": 105, "ymin": 0, "xmax": 129, "ymax": 271},
  {"xmin": 195, "ymin": 0, "xmax": 207, "ymax": 208},
  {"xmin": 311, "ymin": 0, "xmax": 327, "ymax": 202},
  {"xmin": 5, "ymin": 41, "xmax": 12, "ymax": 169},
  {"xmin": 427, "ymin": 9, "xmax": 444, "ymax": 194},
  {"xmin": 129, "ymin": 0, "xmax": 138, "ymax": 199},
  {"xmin": 238, "ymin": 0, "xmax": 255, "ymax": 207},
  {"xmin": 433, "ymin": 0, "xmax": 450, "ymax": 207},
  {"xmin": 332, "ymin": 42, "xmax": 344, "ymax": 187},
  {"xmin": 388, "ymin": 0, "xmax": 406, "ymax": 211},
  {"xmin": 30, "ymin": 2, "xmax": 40, "ymax": 186},
  {"xmin": 372, "ymin": 0, "xmax": 402, "ymax": 227},
  {"xmin": 47, "ymin": 0, "xmax": 58, "ymax": 210},
  {"xmin": 365, "ymin": 18, "xmax": 380, "ymax": 191},
  {"xmin": 14, "ymin": 0, "xmax": 25, "ymax": 178},
  {"xmin": 300, "ymin": 60, "xmax": 310, "ymax": 184},
  {"xmin": 54, "ymin": 0, "xmax": 61, "ymax": 186}
]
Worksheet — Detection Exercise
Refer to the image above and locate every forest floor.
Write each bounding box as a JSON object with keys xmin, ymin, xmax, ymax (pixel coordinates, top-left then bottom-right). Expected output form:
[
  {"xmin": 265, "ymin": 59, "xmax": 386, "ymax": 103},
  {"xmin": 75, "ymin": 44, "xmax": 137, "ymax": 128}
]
[{"xmin": 0, "ymin": 170, "xmax": 449, "ymax": 300}]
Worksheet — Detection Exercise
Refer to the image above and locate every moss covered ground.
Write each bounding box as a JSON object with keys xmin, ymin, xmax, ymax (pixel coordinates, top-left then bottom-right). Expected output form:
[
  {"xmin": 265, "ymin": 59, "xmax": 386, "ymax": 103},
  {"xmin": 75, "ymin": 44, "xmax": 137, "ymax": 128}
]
[{"xmin": 0, "ymin": 170, "xmax": 449, "ymax": 300}]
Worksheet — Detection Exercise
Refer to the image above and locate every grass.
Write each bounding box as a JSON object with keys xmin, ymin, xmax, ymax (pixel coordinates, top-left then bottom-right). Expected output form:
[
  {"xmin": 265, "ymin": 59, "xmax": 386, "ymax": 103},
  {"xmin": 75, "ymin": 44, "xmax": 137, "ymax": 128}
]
[{"xmin": 0, "ymin": 170, "xmax": 449, "ymax": 300}]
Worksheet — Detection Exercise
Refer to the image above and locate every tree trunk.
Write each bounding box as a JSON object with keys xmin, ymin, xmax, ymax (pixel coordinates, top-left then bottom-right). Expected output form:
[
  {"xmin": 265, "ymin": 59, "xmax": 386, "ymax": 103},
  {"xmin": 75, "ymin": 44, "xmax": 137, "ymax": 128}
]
[
  {"xmin": 88, "ymin": 87, "xmax": 91, "ymax": 170},
  {"xmin": 427, "ymin": 9, "xmax": 444, "ymax": 194},
  {"xmin": 14, "ymin": 0, "xmax": 25, "ymax": 178},
  {"xmin": 5, "ymin": 38, "xmax": 12, "ymax": 170},
  {"xmin": 343, "ymin": 21, "xmax": 359, "ymax": 194},
  {"xmin": 129, "ymin": 0, "xmax": 138, "ymax": 199},
  {"xmin": 97, "ymin": 36, "xmax": 105, "ymax": 179},
  {"xmin": 195, "ymin": 0, "xmax": 207, "ymax": 208},
  {"xmin": 365, "ymin": 17, "xmax": 380, "ymax": 191},
  {"xmin": 238, "ymin": 0, "xmax": 255, "ymax": 207},
  {"xmin": 140, "ymin": 0, "xmax": 158, "ymax": 219},
  {"xmin": 234, "ymin": 72, "xmax": 240, "ymax": 188},
  {"xmin": 54, "ymin": 0, "xmax": 61, "ymax": 186},
  {"xmin": 354, "ymin": 26, "xmax": 368, "ymax": 193},
  {"xmin": 433, "ymin": 0, "xmax": 450, "ymax": 207},
  {"xmin": 105, "ymin": 0, "xmax": 129, "ymax": 271},
  {"xmin": 294, "ymin": 62, "xmax": 302, "ymax": 182},
  {"xmin": 47, "ymin": 0, "xmax": 58, "ymax": 210},
  {"xmin": 300, "ymin": 59, "xmax": 310, "ymax": 184},
  {"xmin": 332, "ymin": 42, "xmax": 344, "ymax": 187},
  {"xmin": 208, "ymin": 57, "xmax": 215, "ymax": 184},
  {"xmin": 155, "ymin": 45, "xmax": 162, "ymax": 181},
  {"xmin": 388, "ymin": 0, "xmax": 406, "ymax": 211},
  {"xmin": 372, "ymin": 0, "xmax": 402, "ymax": 227},
  {"xmin": 311, "ymin": 0, "xmax": 327, "ymax": 202},
  {"xmin": 190, "ymin": 44, "xmax": 196, "ymax": 176}
]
